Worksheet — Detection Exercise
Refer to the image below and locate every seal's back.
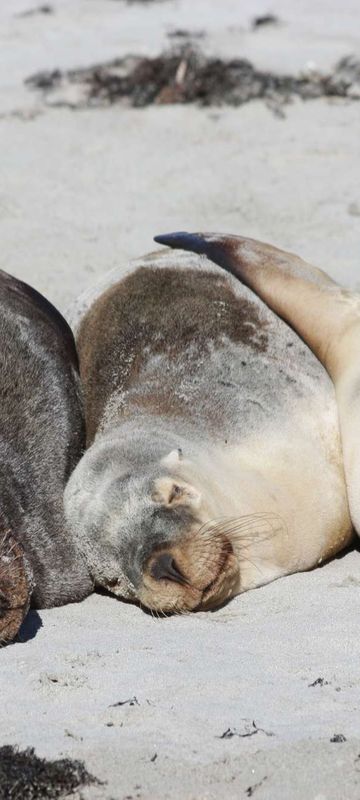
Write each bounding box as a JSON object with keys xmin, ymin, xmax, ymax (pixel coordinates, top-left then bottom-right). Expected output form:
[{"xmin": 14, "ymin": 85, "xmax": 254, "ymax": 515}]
[{"xmin": 77, "ymin": 250, "xmax": 333, "ymax": 448}]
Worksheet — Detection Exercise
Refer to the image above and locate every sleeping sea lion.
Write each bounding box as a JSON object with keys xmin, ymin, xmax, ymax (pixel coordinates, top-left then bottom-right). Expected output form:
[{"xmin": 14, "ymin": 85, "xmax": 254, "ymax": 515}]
[
  {"xmin": 155, "ymin": 232, "xmax": 360, "ymax": 540},
  {"xmin": 64, "ymin": 246, "xmax": 352, "ymax": 613},
  {"xmin": 0, "ymin": 271, "xmax": 93, "ymax": 645}
]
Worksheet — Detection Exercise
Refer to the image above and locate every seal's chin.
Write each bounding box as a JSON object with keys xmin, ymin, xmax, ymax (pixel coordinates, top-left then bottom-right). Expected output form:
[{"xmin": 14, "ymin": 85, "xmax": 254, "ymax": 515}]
[
  {"xmin": 103, "ymin": 574, "xmax": 137, "ymax": 601},
  {"xmin": 200, "ymin": 540, "xmax": 237, "ymax": 609},
  {"xmin": 138, "ymin": 534, "xmax": 240, "ymax": 613}
]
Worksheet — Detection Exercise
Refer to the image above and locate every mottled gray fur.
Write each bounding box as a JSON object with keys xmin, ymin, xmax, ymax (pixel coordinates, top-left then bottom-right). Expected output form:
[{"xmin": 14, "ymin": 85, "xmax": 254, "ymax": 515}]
[{"xmin": 0, "ymin": 270, "xmax": 93, "ymax": 608}]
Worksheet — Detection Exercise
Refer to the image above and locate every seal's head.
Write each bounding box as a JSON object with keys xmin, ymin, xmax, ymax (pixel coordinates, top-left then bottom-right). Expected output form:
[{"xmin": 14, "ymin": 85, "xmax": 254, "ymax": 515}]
[{"xmin": 64, "ymin": 445, "xmax": 240, "ymax": 613}]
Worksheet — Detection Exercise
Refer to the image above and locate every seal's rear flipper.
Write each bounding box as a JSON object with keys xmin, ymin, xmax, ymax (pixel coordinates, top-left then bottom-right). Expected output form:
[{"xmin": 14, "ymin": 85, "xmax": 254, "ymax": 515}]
[
  {"xmin": 155, "ymin": 231, "xmax": 360, "ymax": 536},
  {"xmin": 0, "ymin": 532, "xmax": 33, "ymax": 646}
]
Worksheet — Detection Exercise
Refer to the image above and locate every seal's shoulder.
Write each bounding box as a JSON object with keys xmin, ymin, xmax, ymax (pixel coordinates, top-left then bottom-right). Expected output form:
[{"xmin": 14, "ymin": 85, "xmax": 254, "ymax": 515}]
[{"xmin": 0, "ymin": 270, "xmax": 78, "ymax": 369}]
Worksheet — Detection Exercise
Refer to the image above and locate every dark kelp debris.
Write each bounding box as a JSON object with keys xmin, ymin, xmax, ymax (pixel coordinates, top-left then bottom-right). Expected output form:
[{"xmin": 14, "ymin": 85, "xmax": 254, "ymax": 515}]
[
  {"xmin": 251, "ymin": 14, "xmax": 279, "ymax": 28},
  {"xmin": 167, "ymin": 29, "xmax": 205, "ymax": 40},
  {"xmin": 111, "ymin": 0, "xmax": 170, "ymax": 3},
  {"xmin": 16, "ymin": 4, "xmax": 53, "ymax": 16},
  {"xmin": 109, "ymin": 696, "xmax": 139, "ymax": 707},
  {"xmin": 246, "ymin": 777, "xmax": 268, "ymax": 797},
  {"xmin": 0, "ymin": 745, "xmax": 99, "ymax": 800},
  {"xmin": 25, "ymin": 48, "xmax": 360, "ymax": 110},
  {"xmin": 218, "ymin": 721, "xmax": 274, "ymax": 739},
  {"xmin": 308, "ymin": 677, "xmax": 330, "ymax": 687}
]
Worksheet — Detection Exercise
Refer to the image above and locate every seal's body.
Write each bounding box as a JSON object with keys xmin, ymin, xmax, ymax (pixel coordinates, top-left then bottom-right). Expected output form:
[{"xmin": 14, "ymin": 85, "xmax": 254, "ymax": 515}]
[
  {"xmin": 0, "ymin": 271, "xmax": 92, "ymax": 644},
  {"xmin": 65, "ymin": 249, "xmax": 351, "ymax": 613}
]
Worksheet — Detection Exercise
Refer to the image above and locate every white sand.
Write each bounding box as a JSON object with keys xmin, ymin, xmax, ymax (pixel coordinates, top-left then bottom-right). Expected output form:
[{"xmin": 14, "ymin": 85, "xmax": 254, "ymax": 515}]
[{"xmin": 1, "ymin": 1, "xmax": 360, "ymax": 797}]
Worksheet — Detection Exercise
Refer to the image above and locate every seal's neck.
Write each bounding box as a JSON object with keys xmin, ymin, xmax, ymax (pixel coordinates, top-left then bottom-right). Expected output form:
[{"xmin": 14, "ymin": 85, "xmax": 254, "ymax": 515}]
[{"xmin": 160, "ymin": 433, "xmax": 351, "ymax": 593}]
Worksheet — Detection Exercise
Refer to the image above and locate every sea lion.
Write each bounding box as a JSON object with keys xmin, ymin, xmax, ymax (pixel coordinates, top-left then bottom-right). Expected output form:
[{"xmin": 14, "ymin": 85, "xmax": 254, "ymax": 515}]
[
  {"xmin": 154, "ymin": 231, "xmax": 360, "ymax": 540},
  {"xmin": 64, "ymin": 247, "xmax": 352, "ymax": 614},
  {"xmin": 0, "ymin": 271, "xmax": 93, "ymax": 645}
]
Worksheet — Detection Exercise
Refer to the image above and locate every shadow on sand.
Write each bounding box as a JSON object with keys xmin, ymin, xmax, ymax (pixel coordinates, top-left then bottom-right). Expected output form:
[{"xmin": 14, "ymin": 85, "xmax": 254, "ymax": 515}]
[{"xmin": 16, "ymin": 610, "xmax": 43, "ymax": 644}]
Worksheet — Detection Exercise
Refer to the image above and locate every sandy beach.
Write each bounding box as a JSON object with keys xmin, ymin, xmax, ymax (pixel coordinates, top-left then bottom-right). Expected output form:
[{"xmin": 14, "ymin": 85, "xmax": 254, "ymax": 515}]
[{"xmin": 1, "ymin": 1, "xmax": 360, "ymax": 797}]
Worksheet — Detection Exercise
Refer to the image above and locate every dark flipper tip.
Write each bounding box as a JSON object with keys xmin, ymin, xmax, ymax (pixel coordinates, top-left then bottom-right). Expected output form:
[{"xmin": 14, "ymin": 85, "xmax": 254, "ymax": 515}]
[{"xmin": 154, "ymin": 232, "xmax": 207, "ymax": 255}]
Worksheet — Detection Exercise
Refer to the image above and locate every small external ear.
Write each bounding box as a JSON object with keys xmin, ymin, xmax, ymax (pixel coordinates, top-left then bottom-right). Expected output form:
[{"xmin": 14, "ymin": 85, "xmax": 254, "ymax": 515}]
[
  {"xmin": 161, "ymin": 448, "xmax": 183, "ymax": 469},
  {"xmin": 152, "ymin": 478, "xmax": 201, "ymax": 510}
]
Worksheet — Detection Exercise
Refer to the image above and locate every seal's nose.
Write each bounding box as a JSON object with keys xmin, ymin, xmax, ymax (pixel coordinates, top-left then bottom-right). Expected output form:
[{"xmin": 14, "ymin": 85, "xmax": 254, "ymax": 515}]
[{"xmin": 150, "ymin": 553, "xmax": 188, "ymax": 586}]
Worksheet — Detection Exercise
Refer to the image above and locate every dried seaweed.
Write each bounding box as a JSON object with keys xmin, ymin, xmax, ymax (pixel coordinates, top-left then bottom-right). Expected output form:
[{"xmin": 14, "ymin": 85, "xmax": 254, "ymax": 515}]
[
  {"xmin": 0, "ymin": 745, "xmax": 99, "ymax": 799},
  {"xmin": 25, "ymin": 48, "xmax": 360, "ymax": 111}
]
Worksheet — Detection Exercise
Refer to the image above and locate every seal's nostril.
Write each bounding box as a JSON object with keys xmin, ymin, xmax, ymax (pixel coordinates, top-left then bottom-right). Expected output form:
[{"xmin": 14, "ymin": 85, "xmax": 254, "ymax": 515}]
[{"xmin": 150, "ymin": 553, "xmax": 188, "ymax": 586}]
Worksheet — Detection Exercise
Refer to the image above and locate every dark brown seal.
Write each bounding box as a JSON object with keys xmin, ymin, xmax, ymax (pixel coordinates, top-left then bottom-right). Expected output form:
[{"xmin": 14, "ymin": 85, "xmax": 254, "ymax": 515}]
[{"xmin": 0, "ymin": 271, "xmax": 93, "ymax": 645}]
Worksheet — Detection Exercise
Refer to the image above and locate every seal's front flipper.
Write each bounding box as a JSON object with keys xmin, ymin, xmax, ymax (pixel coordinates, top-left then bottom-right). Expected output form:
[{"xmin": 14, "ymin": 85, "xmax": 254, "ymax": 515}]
[
  {"xmin": 154, "ymin": 232, "xmax": 210, "ymax": 255},
  {"xmin": 155, "ymin": 230, "xmax": 360, "ymax": 538},
  {"xmin": 154, "ymin": 231, "xmax": 340, "ymax": 368},
  {"xmin": 0, "ymin": 532, "xmax": 33, "ymax": 646}
]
